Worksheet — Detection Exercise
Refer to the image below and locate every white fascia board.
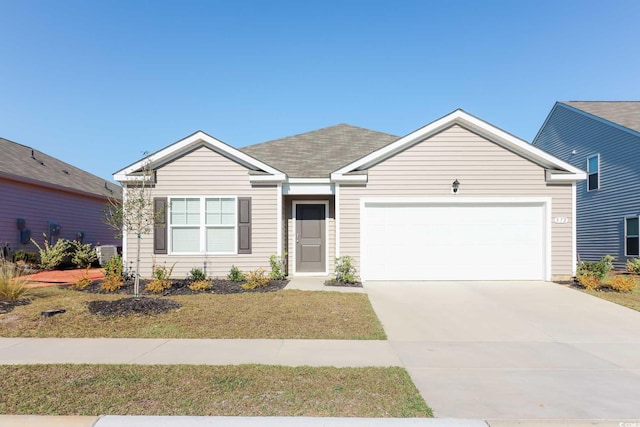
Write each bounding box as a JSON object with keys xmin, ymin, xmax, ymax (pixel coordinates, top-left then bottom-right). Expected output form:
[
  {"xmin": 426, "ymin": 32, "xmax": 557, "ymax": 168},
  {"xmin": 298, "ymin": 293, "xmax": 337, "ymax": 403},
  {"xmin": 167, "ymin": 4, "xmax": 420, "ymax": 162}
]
[
  {"xmin": 249, "ymin": 174, "xmax": 286, "ymax": 183},
  {"xmin": 330, "ymin": 173, "xmax": 368, "ymax": 183},
  {"xmin": 288, "ymin": 178, "xmax": 332, "ymax": 184},
  {"xmin": 545, "ymin": 170, "xmax": 587, "ymax": 183},
  {"xmin": 114, "ymin": 131, "xmax": 285, "ymax": 182},
  {"xmin": 283, "ymin": 183, "xmax": 335, "ymax": 195},
  {"xmin": 333, "ymin": 109, "xmax": 586, "ymax": 179}
]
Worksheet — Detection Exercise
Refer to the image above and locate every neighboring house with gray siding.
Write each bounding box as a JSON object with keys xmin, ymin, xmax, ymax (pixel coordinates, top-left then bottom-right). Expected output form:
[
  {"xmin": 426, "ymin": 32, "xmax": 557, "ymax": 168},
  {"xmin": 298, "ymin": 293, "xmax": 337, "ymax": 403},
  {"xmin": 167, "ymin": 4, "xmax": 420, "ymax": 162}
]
[
  {"xmin": 114, "ymin": 110, "xmax": 585, "ymax": 281},
  {"xmin": 0, "ymin": 137, "xmax": 121, "ymax": 258},
  {"xmin": 533, "ymin": 101, "xmax": 640, "ymax": 269}
]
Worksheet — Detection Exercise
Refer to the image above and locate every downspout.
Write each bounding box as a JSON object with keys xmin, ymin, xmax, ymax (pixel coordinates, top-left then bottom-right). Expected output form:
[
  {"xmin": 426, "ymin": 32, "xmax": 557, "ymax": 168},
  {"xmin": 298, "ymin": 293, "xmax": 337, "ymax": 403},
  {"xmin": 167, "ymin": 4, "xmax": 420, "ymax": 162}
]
[
  {"xmin": 276, "ymin": 182, "xmax": 282, "ymax": 256},
  {"xmin": 335, "ymin": 183, "xmax": 340, "ymax": 258}
]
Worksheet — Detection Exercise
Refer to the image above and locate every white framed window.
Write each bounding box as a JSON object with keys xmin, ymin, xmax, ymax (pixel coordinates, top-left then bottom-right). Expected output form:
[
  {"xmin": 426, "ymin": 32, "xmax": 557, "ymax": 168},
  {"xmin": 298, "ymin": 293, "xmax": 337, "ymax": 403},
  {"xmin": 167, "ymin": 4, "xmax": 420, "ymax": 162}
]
[
  {"xmin": 625, "ymin": 216, "xmax": 639, "ymax": 257},
  {"xmin": 169, "ymin": 196, "xmax": 237, "ymax": 254},
  {"xmin": 587, "ymin": 154, "xmax": 599, "ymax": 191}
]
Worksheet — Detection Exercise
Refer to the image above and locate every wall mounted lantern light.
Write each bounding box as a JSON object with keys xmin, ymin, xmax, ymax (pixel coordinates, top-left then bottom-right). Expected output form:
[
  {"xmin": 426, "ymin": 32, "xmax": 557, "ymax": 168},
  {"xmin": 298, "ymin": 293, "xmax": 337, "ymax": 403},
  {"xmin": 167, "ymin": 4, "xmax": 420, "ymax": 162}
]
[{"xmin": 452, "ymin": 179, "xmax": 460, "ymax": 194}]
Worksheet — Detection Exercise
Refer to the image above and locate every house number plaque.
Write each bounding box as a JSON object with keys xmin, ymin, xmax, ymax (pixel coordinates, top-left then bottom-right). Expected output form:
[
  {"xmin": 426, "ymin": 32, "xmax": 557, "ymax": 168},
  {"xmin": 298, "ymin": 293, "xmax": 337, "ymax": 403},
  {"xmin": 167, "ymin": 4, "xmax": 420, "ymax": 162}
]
[{"xmin": 553, "ymin": 217, "xmax": 569, "ymax": 224}]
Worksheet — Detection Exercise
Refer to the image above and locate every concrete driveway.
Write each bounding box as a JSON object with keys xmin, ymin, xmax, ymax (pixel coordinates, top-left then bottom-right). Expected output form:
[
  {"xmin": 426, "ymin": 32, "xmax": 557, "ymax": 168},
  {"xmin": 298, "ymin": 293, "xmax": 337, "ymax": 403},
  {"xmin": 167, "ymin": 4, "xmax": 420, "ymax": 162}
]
[{"xmin": 365, "ymin": 281, "xmax": 640, "ymax": 419}]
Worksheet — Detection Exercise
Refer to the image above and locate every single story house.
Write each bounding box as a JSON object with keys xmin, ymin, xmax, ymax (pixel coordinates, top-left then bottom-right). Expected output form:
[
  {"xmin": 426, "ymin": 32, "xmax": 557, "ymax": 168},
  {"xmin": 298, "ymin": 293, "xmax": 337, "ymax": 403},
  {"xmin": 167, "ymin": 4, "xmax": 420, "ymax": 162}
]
[
  {"xmin": 114, "ymin": 109, "xmax": 585, "ymax": 281},
  {"xmin": 533, "ymin": 101, "xmax": 640, "ymax": 269},
  {"xmin": 0, "ymin": 137, "xmax": 121, "ymax": 259}
]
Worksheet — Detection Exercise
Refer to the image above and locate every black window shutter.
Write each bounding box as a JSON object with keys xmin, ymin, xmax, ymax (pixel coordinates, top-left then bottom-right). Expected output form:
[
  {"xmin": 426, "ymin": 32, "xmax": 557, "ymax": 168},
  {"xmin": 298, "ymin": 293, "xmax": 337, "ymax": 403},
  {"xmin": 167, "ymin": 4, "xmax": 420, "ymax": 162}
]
[
  {"xmin": 154, "ymin": 197, "xmax": 168, "ymax": 254},
  {"xmin": 238, "ymin": 197, "xmax": 251, "ymax": 254}
]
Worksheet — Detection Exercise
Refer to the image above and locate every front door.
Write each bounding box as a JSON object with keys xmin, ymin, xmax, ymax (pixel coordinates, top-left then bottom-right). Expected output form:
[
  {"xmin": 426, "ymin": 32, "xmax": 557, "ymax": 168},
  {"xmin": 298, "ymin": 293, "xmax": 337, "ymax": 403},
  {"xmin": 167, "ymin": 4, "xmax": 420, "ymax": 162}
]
[{"xmin": 295, "ymin": 203, "xmax": 326, "ymax": 273}]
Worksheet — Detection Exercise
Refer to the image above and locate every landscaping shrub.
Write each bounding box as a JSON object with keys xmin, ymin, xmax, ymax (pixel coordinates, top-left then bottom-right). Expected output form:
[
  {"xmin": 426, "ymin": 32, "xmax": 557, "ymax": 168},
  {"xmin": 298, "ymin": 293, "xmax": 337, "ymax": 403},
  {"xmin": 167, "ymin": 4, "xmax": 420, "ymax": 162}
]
[
  {"xmin": 12, "ymin": 250, "xmax": 38, "ymax": 265},
  {"xmin": 188, "ymin": 280, "xmax": 212, "ymax": 292},
  {"xmin": 188, "ymin": 267, "xmax": 207, "ymax": 282},
  {"xmin": 0, "ymin": 260, "xmax": 30, "ymax": 300},
  {"xmin": 577, "ymin": 272, "xmax": 601, "ymax": 290},
  {"xmin": 626, "ymin": 258, "xmax": 640, "ymax": 275},
  {"xmin": 101, "ymin": 254, "xmax": 124, "ymax": 292},
  {"xmin": 72, "ymin": 267, "xmax": 92, "ymax": 290},
  {"xmin": 228, "ymin": 265, "xmax": 245, "ymax": 282},
  {"xmin": 70, "ymin": 241, "xmax": 97, "ymax": 268},
  {"xmin": 606, "ymin": 275, "xmax": 638, "ymax": 292},
  {"xmin": 577, "ymin": 254, "xmax": 615, "ymax": 282},
  {"xmin": 146, "ymin": 261, "xmax": 175, "ymax": 293},
  {"xmin": 335, "ymin": 256, "xmax": 358, "ymax": 284},
  {"xmin": 31, "ymin": 234, "xmax": 71, "ymax": 270},
  {"xmin": 242, "ymin": 268, "xmax": 270, "ymax": 290},
  {"xmin": 269, "ymin": 253, "xmax": 287, "ymax": 280}
]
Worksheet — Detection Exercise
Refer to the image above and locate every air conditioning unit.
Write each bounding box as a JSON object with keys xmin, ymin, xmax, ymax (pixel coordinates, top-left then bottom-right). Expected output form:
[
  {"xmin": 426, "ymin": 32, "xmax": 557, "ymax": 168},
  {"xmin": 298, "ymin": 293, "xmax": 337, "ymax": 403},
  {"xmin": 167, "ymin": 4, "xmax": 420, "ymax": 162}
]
[{"xmin": 95, "ymin": 245, "xmax": 117, "ymax": 266}]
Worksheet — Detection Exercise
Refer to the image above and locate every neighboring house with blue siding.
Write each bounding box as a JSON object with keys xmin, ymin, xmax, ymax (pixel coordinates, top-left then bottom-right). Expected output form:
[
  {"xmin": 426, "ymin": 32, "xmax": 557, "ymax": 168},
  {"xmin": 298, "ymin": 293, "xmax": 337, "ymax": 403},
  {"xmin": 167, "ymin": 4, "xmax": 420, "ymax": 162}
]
[{"xmin": 533, "ymin": 101, "xmax": 640, "ymax": 269}]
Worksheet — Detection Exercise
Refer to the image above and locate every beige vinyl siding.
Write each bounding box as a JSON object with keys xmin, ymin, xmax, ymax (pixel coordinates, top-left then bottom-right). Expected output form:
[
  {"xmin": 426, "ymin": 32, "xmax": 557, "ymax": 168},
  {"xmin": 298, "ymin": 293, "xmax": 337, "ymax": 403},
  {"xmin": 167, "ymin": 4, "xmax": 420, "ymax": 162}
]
[
  {"xmin": 284, "ymin": 195, "xmax": 335, "ymax": 275},
  {"xmin": 126, "ymin": 146, "xmax": 278, "ymax": 278},
  {"xmin": 340, "ymin": 125, "xmax": 574, "ymax": 278}
]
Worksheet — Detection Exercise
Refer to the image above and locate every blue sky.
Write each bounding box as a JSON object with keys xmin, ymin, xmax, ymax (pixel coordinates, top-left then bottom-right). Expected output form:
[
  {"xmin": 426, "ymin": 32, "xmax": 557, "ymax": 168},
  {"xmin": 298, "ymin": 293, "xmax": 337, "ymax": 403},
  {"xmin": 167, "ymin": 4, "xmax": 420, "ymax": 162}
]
[{"xmin": 1, "ymin": 0, "xmax": 639, "ymax": 182}]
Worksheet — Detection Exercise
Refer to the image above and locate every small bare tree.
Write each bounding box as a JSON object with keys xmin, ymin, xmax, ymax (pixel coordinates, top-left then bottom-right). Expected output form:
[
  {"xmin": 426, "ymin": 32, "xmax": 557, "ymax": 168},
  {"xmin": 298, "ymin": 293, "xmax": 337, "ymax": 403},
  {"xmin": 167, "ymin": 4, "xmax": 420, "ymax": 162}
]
[{"xmin": 104, "ymin": 157, "xmax": 159, "ymax": 298}]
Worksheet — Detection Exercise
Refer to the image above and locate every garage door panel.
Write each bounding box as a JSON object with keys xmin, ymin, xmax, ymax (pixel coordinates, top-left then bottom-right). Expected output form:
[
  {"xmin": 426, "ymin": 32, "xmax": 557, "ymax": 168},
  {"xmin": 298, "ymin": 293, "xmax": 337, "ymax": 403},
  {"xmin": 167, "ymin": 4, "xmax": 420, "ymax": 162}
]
[{"xmin": 362, "ymin": 202, "xmax": 546, "ymax": 281}]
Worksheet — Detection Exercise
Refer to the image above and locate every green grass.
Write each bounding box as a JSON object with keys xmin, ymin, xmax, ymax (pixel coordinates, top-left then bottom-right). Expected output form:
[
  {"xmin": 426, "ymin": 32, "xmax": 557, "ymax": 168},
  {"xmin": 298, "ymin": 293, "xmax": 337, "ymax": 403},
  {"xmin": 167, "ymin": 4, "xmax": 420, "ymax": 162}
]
[
  {"xmin": 0, "ymin": 287, "xmax": 386, "ymax": 339},
  {"xmin": 581, "ymin": 285, "xmax": 640, "ymax": 312},
  {"xmin": 0, "ymin": 364, "xmax": 432, "ymax": 417}
]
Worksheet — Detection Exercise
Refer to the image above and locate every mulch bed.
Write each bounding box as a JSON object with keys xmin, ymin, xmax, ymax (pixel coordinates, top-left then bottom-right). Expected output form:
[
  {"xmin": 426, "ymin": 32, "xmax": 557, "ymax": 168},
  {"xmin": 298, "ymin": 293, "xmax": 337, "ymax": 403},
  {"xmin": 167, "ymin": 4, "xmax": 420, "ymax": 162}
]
[
  {"xmin": 74, "ymin": 278, "xmax": 289, "ymax": 316},
  {"xmin": 87, "ymin": 297, "xmax": 182, "ymax": 316},
  {"xmin": 75, "ymin": 278, "xmax": 289, "ymax": 296},
  {"xmin": 324, "ymin": 279, "xmax": 363, "ymax": 288},
  {"xmin": 0, "ymin": 299, "xmax": 31, "ymax": 315}
]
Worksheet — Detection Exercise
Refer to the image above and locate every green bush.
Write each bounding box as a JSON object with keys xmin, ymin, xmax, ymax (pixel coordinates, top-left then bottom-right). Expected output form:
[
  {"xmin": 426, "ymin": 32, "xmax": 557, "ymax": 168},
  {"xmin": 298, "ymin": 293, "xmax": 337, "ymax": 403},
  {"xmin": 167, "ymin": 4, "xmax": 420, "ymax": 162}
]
[
  {"xmin": 12, "ymin": 250, "xmax": 38, "ymax": 265},
  {"xmin": 626, "ymin": 258, "xmax": 640, "ymax": 274},
  {"xmin": 101, "ymin": 254, "xmax": 124, "ymax": 292},
  {"xmin": 241, "ymin": 268, "xmax": 270, "ymax": 290},
  {"xmin": 31, "ymin": 234, "xmax": 71, "ymax": 270},
  {"xmin": 228, "ymin": 265, "xmax": 245, "ymax": 282},
  {"xmin": 188, "ymin": 267, "xmax": 207, "ymax": 282},
  {"xmin": 0, "ymin": 260, "xmax": 30, "ymax": 300},
  {"xmin": 70, "ymin": 241, "xmax": 97, "ymax": 268},
  {"xmin": 577, "ymin": 255, "xmax": 615, "ymax": 282},
  {"xmin": 269, "ymin": 253, "xmax": 287, "ymax": 280},
  {"xmin": 335, "ymin": 256, "xmax": 358, "ymax": 284}
]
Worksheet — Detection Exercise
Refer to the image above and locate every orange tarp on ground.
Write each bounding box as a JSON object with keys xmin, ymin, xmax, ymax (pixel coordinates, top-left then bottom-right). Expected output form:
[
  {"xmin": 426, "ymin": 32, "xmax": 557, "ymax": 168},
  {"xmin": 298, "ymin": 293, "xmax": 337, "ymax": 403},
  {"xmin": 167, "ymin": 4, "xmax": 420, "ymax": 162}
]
[{"xmin": 23, "ymin": 268, "xmax": 105, "ymax": 288}]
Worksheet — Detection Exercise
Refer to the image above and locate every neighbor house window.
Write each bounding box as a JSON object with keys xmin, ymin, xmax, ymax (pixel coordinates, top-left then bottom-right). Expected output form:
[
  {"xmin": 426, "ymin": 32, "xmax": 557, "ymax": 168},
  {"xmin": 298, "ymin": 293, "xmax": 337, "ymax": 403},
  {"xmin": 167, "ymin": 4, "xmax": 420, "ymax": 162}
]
[
  {"xmin": 626, "ymin": 217, "xmax": 639, "ymax": 257},
  {"xmin": 587, "ymin": 154, "xmax": 599, "ymax": 191},
  {"xmin": 170, "ymin": 197, "xmax": 236, "ymax": 254}
]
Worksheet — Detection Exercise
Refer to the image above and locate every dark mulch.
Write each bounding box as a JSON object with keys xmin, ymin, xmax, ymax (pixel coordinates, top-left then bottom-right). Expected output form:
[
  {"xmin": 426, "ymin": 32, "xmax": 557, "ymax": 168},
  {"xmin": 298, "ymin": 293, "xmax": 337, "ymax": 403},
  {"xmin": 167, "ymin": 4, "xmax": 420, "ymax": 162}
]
[
  {"xmin": 87, "ymin": 297, "xmax": 182, "ymax": 316},
  {"xmin": 0, "ymin": 299, "xmax": 31, "ymax": 315},
  {"xmin": 324, "ymin": 279, "xmax": 363, "ymax": 288},
  {"xmin": 75, "ymin": 278, "xmax": 289, "ymax": 296}
]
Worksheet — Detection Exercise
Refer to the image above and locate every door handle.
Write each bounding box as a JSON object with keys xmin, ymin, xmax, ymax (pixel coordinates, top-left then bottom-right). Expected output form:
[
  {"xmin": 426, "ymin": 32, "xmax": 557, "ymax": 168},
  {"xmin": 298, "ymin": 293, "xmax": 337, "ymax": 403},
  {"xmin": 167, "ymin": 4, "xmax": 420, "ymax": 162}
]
[{"xmin": 296, "ymin": 233, "xmax": 299, "ymax": 243}]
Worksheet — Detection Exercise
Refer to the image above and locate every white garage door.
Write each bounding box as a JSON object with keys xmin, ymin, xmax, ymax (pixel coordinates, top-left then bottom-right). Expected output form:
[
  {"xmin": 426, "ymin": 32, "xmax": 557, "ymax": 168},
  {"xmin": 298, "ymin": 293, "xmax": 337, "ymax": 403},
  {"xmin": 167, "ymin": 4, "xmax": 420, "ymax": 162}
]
[{"xmin": 361, "ymin": 201, "xmax": 547, "ymax": 281}]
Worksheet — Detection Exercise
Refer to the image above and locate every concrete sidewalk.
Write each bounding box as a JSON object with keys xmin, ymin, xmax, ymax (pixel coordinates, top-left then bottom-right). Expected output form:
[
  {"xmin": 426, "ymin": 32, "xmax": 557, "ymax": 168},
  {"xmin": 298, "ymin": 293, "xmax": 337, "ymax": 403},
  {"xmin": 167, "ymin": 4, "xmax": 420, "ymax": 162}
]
[{"xmin": 0, "ymin": 338, "xmax": 400, "ymax": 367}]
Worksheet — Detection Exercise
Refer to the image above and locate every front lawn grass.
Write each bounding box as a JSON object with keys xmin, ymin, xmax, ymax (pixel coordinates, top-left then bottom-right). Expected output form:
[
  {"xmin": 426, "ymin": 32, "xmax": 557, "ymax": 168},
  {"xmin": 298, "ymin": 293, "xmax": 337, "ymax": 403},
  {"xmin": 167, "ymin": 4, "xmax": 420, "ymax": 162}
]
[
  {"xmin": 0, "ymin": 364, "xmax": 431, "ymax": 417},
  {"xmin": 0, "ymin": 287, "xmax": 385, "ymax": 339},
  {"xmin": 581, "ymin": 286, "xmax": 640, "ymax": 312}
]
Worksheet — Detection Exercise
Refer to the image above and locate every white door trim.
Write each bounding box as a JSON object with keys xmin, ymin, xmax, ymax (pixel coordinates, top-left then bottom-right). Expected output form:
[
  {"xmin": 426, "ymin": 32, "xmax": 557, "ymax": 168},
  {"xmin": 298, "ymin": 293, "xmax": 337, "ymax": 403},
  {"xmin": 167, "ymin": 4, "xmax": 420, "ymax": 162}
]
[
  {"xmin": 360, "ymin": 197, "xmax": 552, "ymax": 281},
  {"xmin": 292, "ymin": 200, "xmax": 329, "ymax": 276}
]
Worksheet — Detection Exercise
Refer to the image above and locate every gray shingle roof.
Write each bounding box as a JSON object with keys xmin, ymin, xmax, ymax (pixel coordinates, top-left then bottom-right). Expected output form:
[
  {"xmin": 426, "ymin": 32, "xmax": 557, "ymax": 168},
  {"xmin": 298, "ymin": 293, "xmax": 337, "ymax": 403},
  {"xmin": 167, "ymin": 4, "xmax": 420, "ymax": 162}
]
[
  {"xmin": 564, "ymin": 101, "xmax": 640, "ymax": 133},
  {"xmin": 240, "ymin": 124, "xmax": 399, "ymax": 178},
  {"xmin": 0, "ymin": 137, "xmax": 120, "ymax": 199}
]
